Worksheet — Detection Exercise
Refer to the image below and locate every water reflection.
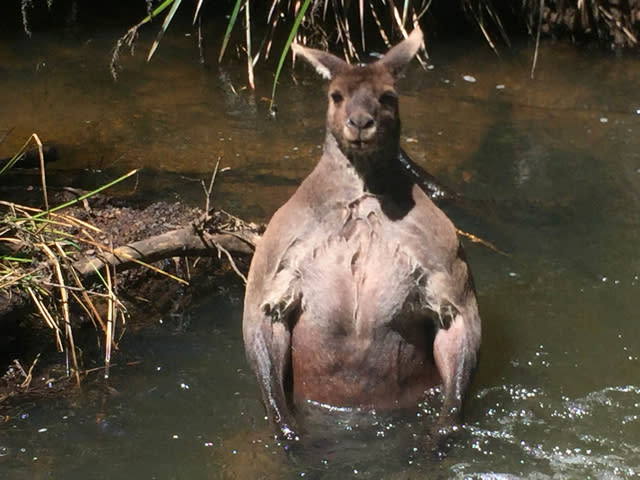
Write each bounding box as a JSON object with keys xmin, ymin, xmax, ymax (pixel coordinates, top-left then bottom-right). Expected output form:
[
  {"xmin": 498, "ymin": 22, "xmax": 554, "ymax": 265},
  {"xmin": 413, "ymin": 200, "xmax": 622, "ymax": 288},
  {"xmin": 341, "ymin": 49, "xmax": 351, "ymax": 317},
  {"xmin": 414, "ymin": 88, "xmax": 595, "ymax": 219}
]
[
  {"xmin": 462, "ymin": 384, "xmax": 640, "ymax": 478},
  {"xmin": 1, "ymin": 21, "xmax": 639, "ymax": 480}
]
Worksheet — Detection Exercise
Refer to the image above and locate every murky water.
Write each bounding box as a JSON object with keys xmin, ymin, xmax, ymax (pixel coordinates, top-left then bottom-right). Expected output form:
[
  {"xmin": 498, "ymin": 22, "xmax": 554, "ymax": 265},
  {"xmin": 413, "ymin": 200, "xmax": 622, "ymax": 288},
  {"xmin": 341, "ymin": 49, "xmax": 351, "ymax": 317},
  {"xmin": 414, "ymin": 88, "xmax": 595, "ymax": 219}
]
[{"xmin": 1, "ymin": 19, "xmax": 640, "ymax": 479}]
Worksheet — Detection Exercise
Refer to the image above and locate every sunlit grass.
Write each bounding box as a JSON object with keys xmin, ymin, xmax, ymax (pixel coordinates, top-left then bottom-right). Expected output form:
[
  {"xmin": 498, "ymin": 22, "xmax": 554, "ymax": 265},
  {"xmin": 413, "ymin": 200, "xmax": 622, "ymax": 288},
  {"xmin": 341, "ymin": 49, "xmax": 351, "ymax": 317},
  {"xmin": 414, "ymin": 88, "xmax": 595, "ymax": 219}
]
[
  {"xmin": 18, "ymin": 0, "xmax": 640, "ymax": 90},
  {"xmin": 106, "ymin": 0, "xmax": 638, "ymax": 100},
  {"xmin": 1, "ymin": 135, "xmax": 141, "ymax": 385}
]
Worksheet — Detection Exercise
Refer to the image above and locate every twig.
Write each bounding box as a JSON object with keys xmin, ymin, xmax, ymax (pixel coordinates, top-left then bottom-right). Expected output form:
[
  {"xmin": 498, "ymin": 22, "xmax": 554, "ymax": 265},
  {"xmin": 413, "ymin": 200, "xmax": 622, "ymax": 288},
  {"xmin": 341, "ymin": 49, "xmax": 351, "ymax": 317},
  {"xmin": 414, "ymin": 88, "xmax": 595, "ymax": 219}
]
[
  {"xmin": 197, "ymin": 14, "xmax": 205, "ymax": 65},
  {"xmin": 389, "ymin": 4, "xmax": 428, "ymax": 67},
  {"xmin": 104, "ymin": 262, "xmax": 114, "ymax": 379},
  {"xmin": 598, "ymin": 5, "xmax": 638, "ymax": 45},
  {"xmin": 369, "ymin": 1, "xmax": 391, "ymax": 48},
  {"xmin": 204, "ymin": 231, "xmax": 248, "ymax": 284},
  {"xmin": 33, "ymin": 133, "xmax": 49, "ymax": 213},
  {"xmin": 463, "ymin": 0, "xmax": 501, "ymax": 58},
  {"xmin": 530, "ymin": 0, "xmax": 544, "ymax": 79},
  {"xmin": 456, "ymin": 228, "xmax": 509, "ymax": 256},
  {"xmin": 0, "ymin": 126, "xmax": 15, "ymax": 145},
  {"xmin": 27, "ymin": 286, "xmax": 63, "ymax": 351},
  {"xmin": 202, "ymin": 157, "xmax": 221, "ymax": 216},
  {"xmin": 42, "ymin": 243, "xmax": 81, "ymax": 386},
  {"xmin": 53, "ymin": 242, "xmax": 81, "ymax": 386},
  {"xmin": 19, "ymin": 354, "xmax": 41, "ymax": 389},
  {"xmin": 245, "ymin": 0, "xmax": 255, "ymax": 90}
]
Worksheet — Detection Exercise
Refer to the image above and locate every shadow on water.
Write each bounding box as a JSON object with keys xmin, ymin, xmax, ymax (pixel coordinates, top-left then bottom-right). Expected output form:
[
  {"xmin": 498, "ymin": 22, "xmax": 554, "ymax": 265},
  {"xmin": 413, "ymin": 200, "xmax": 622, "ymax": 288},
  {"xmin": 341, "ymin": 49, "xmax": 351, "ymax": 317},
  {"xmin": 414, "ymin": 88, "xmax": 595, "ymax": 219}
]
[{"xmin": 1, "ymin": 20, "xmax": 639, "ymax": 479}]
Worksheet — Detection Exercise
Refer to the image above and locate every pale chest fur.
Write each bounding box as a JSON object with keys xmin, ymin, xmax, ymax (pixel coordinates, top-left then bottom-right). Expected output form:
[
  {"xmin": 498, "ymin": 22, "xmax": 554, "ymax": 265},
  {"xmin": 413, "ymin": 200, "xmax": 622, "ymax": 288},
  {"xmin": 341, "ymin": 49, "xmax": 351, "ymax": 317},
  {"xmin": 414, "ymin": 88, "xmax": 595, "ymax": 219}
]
[
  {"xmin": 281, "ymin": 192, "xmax": 448, "ymax": 408},
  {"xmin": 291, "ymin": 193, "xmax": 436, "ymax": 337}
]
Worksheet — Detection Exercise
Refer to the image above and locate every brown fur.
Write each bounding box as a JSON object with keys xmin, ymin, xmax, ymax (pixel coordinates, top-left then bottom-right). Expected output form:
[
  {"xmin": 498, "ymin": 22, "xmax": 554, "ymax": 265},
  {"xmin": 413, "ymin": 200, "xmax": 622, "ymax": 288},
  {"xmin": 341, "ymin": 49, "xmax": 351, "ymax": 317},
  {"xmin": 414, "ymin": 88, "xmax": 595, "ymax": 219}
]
[{"xmin": 242, "ymin": 26, "xmax": 481, "ymax": 450}]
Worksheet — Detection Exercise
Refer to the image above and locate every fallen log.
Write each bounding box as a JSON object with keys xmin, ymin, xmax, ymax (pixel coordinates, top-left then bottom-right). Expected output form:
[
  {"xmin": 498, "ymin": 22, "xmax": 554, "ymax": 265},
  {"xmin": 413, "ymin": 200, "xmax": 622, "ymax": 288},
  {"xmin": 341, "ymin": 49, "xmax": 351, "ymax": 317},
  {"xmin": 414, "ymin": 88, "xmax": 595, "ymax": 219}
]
[{"xmin": 73, "ymin": 217, "xmax": 260, "ymax": 278}]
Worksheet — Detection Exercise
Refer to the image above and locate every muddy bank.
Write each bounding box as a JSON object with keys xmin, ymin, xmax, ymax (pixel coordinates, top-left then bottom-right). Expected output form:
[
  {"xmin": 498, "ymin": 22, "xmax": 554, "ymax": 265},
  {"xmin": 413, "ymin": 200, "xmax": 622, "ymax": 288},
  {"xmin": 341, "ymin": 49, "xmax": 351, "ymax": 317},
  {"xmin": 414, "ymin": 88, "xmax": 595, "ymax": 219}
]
[
  {"xmin": 0, "ymin": 182, "xmax": 262, "ymax": 408},
  {"xmin": 538, "ymin": 0, "xmax": 640, "ymax": 49}
]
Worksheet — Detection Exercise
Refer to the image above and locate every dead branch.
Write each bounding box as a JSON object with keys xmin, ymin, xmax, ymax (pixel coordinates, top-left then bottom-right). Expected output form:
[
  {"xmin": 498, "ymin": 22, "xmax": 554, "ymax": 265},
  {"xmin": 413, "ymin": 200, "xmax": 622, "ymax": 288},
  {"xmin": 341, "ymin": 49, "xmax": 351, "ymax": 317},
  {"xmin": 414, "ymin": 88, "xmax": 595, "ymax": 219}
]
[{"xmin": 72, "ymin": 212, "xmax": 261, "ymax": 278}]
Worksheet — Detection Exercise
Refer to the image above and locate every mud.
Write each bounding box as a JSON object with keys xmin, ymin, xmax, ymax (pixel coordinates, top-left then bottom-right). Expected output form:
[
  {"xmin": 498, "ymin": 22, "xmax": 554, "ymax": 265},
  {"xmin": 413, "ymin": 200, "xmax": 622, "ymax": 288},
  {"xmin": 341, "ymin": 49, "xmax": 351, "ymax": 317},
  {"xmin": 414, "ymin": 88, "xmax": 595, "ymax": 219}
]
[{"xmin": 0, "ymin": 184, "xmax": 251, "ymax": 409}]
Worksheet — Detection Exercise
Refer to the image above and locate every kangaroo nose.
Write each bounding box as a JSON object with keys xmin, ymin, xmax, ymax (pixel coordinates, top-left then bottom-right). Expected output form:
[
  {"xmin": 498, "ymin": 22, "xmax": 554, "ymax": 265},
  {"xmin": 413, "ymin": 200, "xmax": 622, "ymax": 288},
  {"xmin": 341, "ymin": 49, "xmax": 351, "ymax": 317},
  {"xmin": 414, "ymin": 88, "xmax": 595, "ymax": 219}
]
[
  {"xmin": 346, "ymin": 114, "xmax": 375, "ymax": 131},
  {"xmin": 345, "ymin": 112, "xmax": 376, "ymax": 143}
]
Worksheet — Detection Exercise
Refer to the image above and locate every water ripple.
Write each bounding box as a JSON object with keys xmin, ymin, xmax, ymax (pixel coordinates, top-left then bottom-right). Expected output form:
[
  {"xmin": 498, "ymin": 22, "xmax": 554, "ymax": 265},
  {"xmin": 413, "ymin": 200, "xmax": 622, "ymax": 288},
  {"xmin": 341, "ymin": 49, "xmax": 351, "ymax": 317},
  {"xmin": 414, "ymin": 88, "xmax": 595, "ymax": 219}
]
[{"xmin": 457, "ymin": 384, "xmax": 640, "ymax": 479}]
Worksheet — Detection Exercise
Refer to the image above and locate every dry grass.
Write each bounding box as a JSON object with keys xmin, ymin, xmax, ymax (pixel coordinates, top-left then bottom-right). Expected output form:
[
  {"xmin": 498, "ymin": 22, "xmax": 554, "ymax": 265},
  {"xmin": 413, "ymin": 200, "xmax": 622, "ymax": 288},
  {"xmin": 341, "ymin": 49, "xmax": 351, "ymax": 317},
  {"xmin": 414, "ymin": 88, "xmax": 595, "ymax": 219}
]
[
  {"xmin": 1, "ymin": 135, "xmax": 140, "ymax": 386},
  {"xmin": 102, "ymin": 0, "xmax": 640, "ymax": 104},
  {"xmin": 19, "ymin": 1, "xmax": 640, "ymax": 79}
]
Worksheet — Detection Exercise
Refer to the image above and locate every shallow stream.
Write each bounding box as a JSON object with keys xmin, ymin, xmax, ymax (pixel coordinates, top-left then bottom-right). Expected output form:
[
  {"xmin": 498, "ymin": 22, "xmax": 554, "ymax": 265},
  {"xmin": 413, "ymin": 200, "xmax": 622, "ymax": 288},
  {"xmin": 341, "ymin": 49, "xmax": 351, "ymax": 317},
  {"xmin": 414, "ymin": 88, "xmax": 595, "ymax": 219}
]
[{"xmin": 1, "ymin": 18, "xmax": 639, "ymax": 479}]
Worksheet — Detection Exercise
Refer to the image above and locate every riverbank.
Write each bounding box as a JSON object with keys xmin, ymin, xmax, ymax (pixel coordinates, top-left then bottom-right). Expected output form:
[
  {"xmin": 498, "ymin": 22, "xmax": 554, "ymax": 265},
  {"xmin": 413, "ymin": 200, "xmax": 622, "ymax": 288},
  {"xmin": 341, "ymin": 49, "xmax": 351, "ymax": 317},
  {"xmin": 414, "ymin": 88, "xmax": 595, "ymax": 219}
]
[{"xmin": 0, "ymin": 172, "xmax": 260, "ymax": 409}]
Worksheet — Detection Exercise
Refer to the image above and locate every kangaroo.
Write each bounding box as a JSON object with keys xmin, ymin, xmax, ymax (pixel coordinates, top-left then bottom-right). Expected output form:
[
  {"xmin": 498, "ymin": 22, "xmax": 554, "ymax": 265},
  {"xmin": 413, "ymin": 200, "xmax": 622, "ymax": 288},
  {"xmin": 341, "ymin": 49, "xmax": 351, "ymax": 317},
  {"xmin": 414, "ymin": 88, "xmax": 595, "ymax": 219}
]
[{"xmin": 242, "ymin": 25, "xmax": 481, "ymax": 452}]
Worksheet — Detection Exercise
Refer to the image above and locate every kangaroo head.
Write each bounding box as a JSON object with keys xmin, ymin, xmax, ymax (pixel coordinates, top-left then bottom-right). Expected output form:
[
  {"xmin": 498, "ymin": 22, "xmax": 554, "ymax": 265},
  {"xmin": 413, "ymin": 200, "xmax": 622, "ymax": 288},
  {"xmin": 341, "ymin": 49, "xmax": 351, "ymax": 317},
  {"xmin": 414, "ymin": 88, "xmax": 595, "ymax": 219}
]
[{"xmin": 292, "ymin": 27, "xmax": 424, "ymax": 168}]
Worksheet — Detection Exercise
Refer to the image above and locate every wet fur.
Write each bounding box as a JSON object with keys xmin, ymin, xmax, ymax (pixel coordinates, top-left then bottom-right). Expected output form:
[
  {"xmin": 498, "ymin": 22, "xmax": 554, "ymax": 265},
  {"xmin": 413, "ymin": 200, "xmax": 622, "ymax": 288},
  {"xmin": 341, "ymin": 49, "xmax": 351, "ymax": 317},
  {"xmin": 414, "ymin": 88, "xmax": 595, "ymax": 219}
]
[{"xmin": 243, "ymin": 26, "xmax": 481, "ymax": 449}]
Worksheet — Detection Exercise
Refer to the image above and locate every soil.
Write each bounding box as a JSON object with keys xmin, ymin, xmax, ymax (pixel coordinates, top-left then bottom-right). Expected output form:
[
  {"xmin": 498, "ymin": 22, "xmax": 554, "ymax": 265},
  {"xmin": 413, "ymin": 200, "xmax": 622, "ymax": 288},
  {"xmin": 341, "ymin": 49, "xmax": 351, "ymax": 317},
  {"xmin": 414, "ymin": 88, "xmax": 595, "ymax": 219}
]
[{"xmin": 0, "ymin": 184, "xmax": 255, "ymax": 410}]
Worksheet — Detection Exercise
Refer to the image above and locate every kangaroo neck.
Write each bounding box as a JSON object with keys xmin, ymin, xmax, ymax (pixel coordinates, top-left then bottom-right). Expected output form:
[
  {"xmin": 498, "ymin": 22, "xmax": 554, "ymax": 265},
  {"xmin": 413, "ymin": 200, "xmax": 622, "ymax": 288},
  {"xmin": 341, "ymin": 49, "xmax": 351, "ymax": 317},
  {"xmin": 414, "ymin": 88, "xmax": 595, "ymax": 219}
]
[{"xmin": 322, "ymin": 133, "xmax": 402, "ymax": 195}]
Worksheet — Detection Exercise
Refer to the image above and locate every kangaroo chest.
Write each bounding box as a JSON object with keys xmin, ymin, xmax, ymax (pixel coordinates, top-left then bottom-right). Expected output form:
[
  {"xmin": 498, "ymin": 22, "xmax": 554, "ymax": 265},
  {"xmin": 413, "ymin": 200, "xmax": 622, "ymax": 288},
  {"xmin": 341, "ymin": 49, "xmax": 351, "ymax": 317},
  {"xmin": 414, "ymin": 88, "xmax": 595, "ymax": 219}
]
[
  {"xmin": 297, "ymin": 193, "xmax": 425, "ymax": 334},
  {"xmin": 287, "ymin": 193, "xmax": 441, "ymax": 408}
]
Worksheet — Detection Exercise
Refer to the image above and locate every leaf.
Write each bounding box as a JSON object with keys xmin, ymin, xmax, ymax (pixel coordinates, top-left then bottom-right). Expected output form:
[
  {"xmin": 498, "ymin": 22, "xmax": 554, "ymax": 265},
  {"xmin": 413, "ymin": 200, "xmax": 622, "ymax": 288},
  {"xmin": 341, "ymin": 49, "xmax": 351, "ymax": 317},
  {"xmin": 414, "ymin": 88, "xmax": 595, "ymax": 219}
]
[
  {"xmin": 28, "ymin": 169, "xmax": 140, "ymax": 221},
  {"xmin": 193, "ymin": 0, "xmax": 204, "ymax": 24},
  {"xmin": 147, "ymin": 0, "xmax": 183, "ymax": 62},
  {"xmin": 270, "ymin": 0, "xmax": 312, "ymax": 109},
  {"xmin": 139, "ymin": 0, "xmax": 177, "ymax": 29},
  {"xmin": 219, "ymin": 0, "xmax": 243, "ymax": 63}
]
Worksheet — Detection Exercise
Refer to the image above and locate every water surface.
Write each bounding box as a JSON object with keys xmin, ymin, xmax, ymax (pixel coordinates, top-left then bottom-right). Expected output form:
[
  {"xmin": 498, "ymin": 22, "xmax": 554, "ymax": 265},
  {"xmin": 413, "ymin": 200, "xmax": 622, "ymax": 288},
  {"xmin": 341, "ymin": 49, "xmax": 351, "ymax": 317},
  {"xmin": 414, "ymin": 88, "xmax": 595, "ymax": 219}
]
[{"xmin": 1, "ymin": 22, "xmax": 639, "ymax": 479}]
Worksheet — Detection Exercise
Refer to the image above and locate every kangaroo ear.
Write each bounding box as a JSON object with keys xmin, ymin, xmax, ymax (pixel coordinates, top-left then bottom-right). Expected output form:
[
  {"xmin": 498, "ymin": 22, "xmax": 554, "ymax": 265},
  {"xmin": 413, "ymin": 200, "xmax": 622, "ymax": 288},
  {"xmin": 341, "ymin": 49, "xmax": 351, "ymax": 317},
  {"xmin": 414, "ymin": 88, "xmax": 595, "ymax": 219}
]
[
  {"xmin": 292, "ymin": 43, "xmax": 349, "ymax": 80},
  {"xmin": 377, "ymin": 25, "xmax": 424, "ymax": 78}
]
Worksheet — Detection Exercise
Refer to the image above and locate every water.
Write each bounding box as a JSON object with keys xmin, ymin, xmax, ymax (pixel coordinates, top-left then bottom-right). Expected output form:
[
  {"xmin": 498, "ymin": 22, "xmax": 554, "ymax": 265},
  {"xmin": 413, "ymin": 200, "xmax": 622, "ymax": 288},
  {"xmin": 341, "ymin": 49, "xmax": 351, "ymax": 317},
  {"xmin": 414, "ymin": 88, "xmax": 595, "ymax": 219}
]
[{"xmin": 1, "ymin": 20, "xmax": 639, "ymax": 479}]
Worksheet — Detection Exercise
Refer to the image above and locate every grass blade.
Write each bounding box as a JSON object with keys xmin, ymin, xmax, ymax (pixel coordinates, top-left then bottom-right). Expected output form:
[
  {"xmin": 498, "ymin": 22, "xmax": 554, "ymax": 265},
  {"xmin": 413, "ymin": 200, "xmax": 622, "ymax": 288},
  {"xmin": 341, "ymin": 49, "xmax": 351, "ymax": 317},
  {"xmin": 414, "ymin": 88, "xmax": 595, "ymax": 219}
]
[
  {"xmin": 402, "ymin": 0, "xmax": 409, "ymax": 25},
  {"xmin": 131, "ymin": 0, "xmax": 178, "ymax": 32},
  {"xmin": 245, "ymin": 0, "xmax": 255, "ymax": 90},
  {"xmin": 0, "ymin": 152, "xmax": 25, "ymax": 176},
  {"xmin": 0, "ymin": 133, "xmax": 42, "ymax": 176},
  {"xmin": 219, "ymin": 0, "xmax": 243, "ymax": 62},
  {"xmin": 270, "ymin": 0, "xmax": 312, "ymax": 109},
  {"xmin": 359, "ymin": 0, "xmax": 365, "ymax": 50},
  {"xmin": 27, "ymin": 286, "xmax": 64, "ymax": 351},
  {"xmin": 193, "ymin": 0, "xmax": 204, "ymax": 24},
  {"xmin": 43, "ymin": 243, "xmax": 81, "ymax": 386},
  {"xmin": 104, "ymin": 263, "xmax": 114, "ymax": 378},
  {"xmin": 28, "ymin": 169, "xmax": 139, "ymax": 220},
  {"xmin": 1, "ymin": 256, "xmax": 32, "ymax": 263},
  {"xmin": 33, "ymin": 133, "xmax": 49, "ymax": 213},
  {"xmin": 148, "ymin": 0, "xmax": 183, "ymax": 61}
]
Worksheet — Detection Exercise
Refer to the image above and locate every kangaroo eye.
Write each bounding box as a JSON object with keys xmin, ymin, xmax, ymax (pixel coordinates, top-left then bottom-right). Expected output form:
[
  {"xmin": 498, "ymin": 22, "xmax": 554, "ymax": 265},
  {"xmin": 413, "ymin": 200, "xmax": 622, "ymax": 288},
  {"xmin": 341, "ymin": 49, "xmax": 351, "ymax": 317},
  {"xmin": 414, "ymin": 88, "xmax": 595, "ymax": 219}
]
[
  {"xmin": 379, "ymin": 91, "xmax": 397, "ymax": 107},
  {"xmin": 330, "ymin": 91, "xmax": 344, "ymax": 104}
]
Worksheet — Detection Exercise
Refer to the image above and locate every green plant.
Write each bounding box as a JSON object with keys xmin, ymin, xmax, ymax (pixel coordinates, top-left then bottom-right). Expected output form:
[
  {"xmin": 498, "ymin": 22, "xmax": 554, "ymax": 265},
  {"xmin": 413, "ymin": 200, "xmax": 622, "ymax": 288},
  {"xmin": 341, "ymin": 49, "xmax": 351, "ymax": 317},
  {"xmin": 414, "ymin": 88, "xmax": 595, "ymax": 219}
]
[
  {"xmin": 1, "ymin": 136, "xmax": 141, "ymax": 384},
  {"xmin": 112, "ymin": 0, "xmax": 432, "ymax": 105}
]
